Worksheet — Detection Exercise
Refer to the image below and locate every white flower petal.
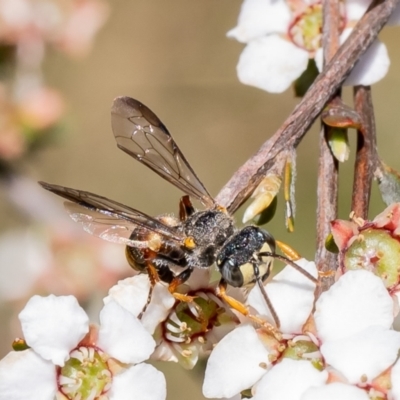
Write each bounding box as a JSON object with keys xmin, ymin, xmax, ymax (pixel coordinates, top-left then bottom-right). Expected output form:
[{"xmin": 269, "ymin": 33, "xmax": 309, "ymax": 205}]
[
  {"xmin": 316, "ymin": 29, "xmax": 389, "ymax": 87},
  {"xmin": 388, "ymin": 3, "xmax": 400, "ymax": 25},
  {"xmin": 252, "ymin": 359, "xmax": 328, "ymax": 400},
  {"xmin": 150, "ymin": 340, "xmax": 178, "ymax": 363},
  {"xmin": 301, "ymin": 382, "xmax": 369, "ymax": 400},
  {"xmin": 321, "ymin": 325, "xmax": 400, "ymax": 384},
  {"xmin": 314, "ymin": 47, "xmax": 323, "ymax": 71},
  {"xmin": 342, "ymin": 30, "xmax": 390, "ymax": 86},
  {"xmin": 19, "ymin": 295, "xmax": 89, "ymax": 366},
  {"xmin": 141, "ymin": 283, "xmax": 175, "ymax": 334},
  {"xmin": 237, "ymin": 36, "xmax": 309, "ymax": 93},
  {"xmin": 104, "ymin": 276, "xmax": 174, "ymax": 335},
  {"xmin": 0, "ymin": 349, "xmax": 56, "ymax": 400},
  {"xmin": 249, "ymin": 259, "xmax": 317, "ymax": 333},
  {"xmin": 227, "ymin": 0, "xmax": 291, "ymax": 42},
  {"xmin": 203, "ymin": 325, "xmax": 270, "ymax": 398},
  {"xmin": 345, "ymin": 0, "xmax": 370, "ymax": 21},
  {"xmin": 109, "ymin": 363, "xmax": 166, "ymax": 400},
  {"xmin": 104, "ymin": 275, "xmax": 151, "ymax": 317},
  {"xmin": 315, "ymin": 270, "xmax": 393, "ymax": 342},
  {"xmin": 391, "ymin": 358, "xmax": 400, "ymax": 399},
  {"xmin": 98, "ymin": 301, "xmax": 155, "ymax": 364}
]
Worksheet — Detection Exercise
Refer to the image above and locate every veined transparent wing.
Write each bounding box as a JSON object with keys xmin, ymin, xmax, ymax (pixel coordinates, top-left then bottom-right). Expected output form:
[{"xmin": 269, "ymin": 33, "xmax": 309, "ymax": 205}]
[
  {"xmin": 39, "ymin": 181, "xmax": 185, "ymax": 244},
  {"xmin": 111, "ymin": 96, "xmax": 215, "ymax": 208},
  {"xmin": 66, "ymin": 202, "xmax": 156, "ymax": 248}
]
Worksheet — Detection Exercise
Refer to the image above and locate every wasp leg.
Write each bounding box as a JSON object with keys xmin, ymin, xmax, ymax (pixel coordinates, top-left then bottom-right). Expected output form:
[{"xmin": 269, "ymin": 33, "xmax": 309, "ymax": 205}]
[
  {"xmin": 147, "ymin": 263, "xmax": 161, "ymax": 285},
  {"xmin": 168, "ymin": 267, "xmax": 197, "ymax": 302},
  {"xmin": 179, "ymin": 195, "xmax": 196, "ymax": 221},
  {"xmin": 135, "ymin": 262, "xmax": 161, "ymax": 319},
  {"xmin": 258, "ymin": 252, "xmax": 318, "ymax": 284},
  {"xmin": 275, "ymin": 240, "xmax": 301, "ymax": 260},
  {"xmin": 216, "ymin": 279, "xmax": 249, "ymax": 315},
  {"xmin": 216, "ymin": 279, "xmax": 282, "ymax": 340},
  {"xmin": 318, "ymin": 270, "xmax": 335, "ymax": 278}
]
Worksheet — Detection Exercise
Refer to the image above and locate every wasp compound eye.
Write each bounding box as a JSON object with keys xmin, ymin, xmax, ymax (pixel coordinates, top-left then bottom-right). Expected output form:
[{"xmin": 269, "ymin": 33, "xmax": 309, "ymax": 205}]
[{"xmin": 219, "ymin": 258, "xmax": 244, "ymax": 287}]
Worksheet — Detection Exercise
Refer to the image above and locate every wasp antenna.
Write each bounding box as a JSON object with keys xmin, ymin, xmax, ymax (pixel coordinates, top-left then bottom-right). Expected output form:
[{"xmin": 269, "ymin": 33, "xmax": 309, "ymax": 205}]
[{"xmin": 256, "ymin": 276, "xmax": 280, "ymax": 328}]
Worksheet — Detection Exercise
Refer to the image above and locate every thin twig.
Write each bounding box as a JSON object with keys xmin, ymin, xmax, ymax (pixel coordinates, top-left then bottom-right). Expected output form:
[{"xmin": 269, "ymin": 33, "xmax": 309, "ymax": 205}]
[
  {"xmin": 351, "ymin": 86, "xmax": 378, "ymax": 219},
  {"xmin": 315, "ymin": 0, "xmax": 341, "ymax": 291},
  {"xmin": 216, "ymin": 0, "xmax": 399, "ymax": 213}
]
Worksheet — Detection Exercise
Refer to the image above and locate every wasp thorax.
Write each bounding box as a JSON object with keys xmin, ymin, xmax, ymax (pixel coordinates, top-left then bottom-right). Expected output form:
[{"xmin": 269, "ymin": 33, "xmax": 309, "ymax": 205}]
[
  {"xmin": 216, "ymin": 226, "xmax": 276, "ymax": 287},
  {"xmin": 183, "ymin": 210, "xmax": 234, "ymax": 247}
]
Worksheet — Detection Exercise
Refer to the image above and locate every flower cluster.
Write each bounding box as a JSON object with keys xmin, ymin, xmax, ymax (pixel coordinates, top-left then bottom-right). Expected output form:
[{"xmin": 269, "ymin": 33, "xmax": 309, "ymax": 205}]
[
  {"xmin": 203, "ymin": 269, "xmax": 400, "ymax": 399},
  {"xmin": 104, "ymin": 270, "xmax": 243, "ymax": 370},
  {"xmin": 0, "ymin": 0, "xmax": 108, "ymax": 57},
  {"xmin": 0, "ymin": 295, "xmax": 166, "ymax": 400},
  {"xmin": 0, "ymin": 0, "xmax": 108, "ymax": 164},
  {"xmin": 3, "ymin": 220, "xmax": 400, "ymax": 399},
  {"xmin": 0, "ymin": 85, "xmax": 65, "ymax": 161},
  {"xmin": 228, "ymin": 0, "xmax": 400, "ymax": 93}
]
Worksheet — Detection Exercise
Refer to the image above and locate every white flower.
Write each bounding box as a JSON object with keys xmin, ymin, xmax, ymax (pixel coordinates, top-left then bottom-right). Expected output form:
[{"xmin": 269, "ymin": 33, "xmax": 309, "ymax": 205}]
[
  {"xmin": 106, "ymin": 271, "xmax": 242, "ymax": 370},
  {"xmin": 203, "ymin": 259, "xmax": 319, "ymax": 398},
  {"xmin": 314, "ymin": 270, "xmax": 400, "ymax": 387},
  {"xmin": 0, "ymin": 295, "xmax": 166, "ymax": 400},
  {"xmin": 228, "ymin": 0, "xmax": 399, "ymax": 92},
  {"xmin": 203, "ymin": 267, "xmax": 400, "ymax": 399}
]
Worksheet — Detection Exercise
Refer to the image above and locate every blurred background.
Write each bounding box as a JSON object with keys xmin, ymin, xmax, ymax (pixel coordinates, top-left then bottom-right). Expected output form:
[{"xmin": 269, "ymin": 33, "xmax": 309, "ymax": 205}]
[{"xmin": 0, "ymin": 0, "xmax": 399, "ymax": 398}]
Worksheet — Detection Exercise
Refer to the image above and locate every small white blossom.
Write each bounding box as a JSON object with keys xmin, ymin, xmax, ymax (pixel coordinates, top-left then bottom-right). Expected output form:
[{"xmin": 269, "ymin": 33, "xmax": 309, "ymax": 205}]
[
  {"xmin": 203, "ymin": 259, "xmax": 318, "ymax": 398},
  {"xmin": 0, "ymin": 295, "xmax": 166, "ymax": 400},
  {"xmin": 229, "ymin": 0, "xmax": 399, "ymax": 92},
  {"xmin": 107, "ymin": 270, "xmax": 242, "ymax": 370},
  {"xmin": 203, "ymin": 267, "xmax": 400, "ymax": 399}
]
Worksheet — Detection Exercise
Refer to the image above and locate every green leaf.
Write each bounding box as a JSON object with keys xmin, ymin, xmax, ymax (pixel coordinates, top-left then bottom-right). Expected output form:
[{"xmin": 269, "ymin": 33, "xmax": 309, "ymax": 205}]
[
  {"xmin": 325, "ymin": 233, "xmax": 339, "ymax": 253},
  {"xmin": 294, "ymin": 59, "xmax": 319, "ymax": 97},
  {"xmin": 327, "ymin": 128, "xmax": 350, "ymax": 162}
]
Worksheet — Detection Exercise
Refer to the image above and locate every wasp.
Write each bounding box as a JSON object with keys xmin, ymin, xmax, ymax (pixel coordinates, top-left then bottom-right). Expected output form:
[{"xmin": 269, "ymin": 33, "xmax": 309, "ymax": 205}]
[{"xmin": 39, "ymin": 96, "xmax": 316, "ymax": 328}]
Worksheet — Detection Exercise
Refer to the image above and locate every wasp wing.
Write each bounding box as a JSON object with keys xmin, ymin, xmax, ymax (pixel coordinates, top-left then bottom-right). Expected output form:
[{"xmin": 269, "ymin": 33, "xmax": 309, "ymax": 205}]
[
  {"xmin": 111, "ymin": 96, "xmax": 215, "ymax": 208},
  {"xmin": 65, "ymin": 202, "xmax": 159, "ymax": 248},
  {"xmin": 39, "ymin": 181, "xmax": 185, "ymax": 244}
]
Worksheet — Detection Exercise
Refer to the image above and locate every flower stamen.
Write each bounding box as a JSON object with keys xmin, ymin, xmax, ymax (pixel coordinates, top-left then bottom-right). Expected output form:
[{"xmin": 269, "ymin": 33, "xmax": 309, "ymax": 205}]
[{"xmin": 58, "ymin": 346, "xmax": 112, "ymax": 400}]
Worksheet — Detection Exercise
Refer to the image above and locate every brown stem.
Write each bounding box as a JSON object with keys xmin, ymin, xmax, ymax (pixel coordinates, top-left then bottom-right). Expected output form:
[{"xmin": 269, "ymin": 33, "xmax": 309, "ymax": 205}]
[
  {"xmin": 216, "ymin": 0, "xmax": 399, "ymax": 213},
  {"xmin": 351, "ymin": 86, "xmax": 378, "ymax": 219},
  {"xmin": 315, "ymin": 0, "xmax": 341, "ymax": 291}
]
